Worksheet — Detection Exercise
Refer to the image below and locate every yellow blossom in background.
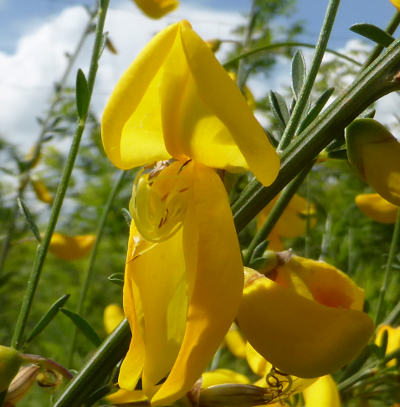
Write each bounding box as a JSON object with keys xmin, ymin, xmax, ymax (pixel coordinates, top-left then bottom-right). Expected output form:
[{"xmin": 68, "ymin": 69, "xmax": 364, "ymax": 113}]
[
  {"xmin": 391, "ymin": 0, "xmax": 400, "ymax": 11},
  {"xmin": 132, "ymin": 0, "xmax": 178, "ymax": 19},
  {"xmin": 31, "ymin": 179, "xmax": 53, "ymax": 204},
  {"xmin": 303, "ymin": 375, "xmax": 341, "ymax": 407},
  {"xmin": 49, "ymin": 233, "xmax": 95, "ymax": 261},
  {"xmin": 101, "ymin": 19, "xmax": 280, "ymax": 406},
  {"xmin": 201, "ymin": 369, "xmax": 250, "ymax": 388},
  {"xmin": 355, "ymin": 193, "xmax": 398, "ymax": 224},
  {"xmin": 258, "ymin": 194, "xmax": 316, "ymax": 251},
  {"xmin": 237, "ymin": 266, "xmax": 373, "ymax": 378},
  {"xmin": 375, "ymin": 325, "xmax": 400, "ymax": 367},
  {"xmin": 224, "ymin": 324, "xmax": 246, "ymax": 359},
  {"xmin": 346, "ymin": 118, "xmax": 400, "ymax": 206},
  {"xmin": 228, "ymin": 72, "xmax": 256, "ymax": 110},
  {"xmin": 25, "ymin": 145, "xmax": 41, "ymax": 168},
  {"xmin": 103, "ymin": 304, "xmax": 124, "ymax": 335}
]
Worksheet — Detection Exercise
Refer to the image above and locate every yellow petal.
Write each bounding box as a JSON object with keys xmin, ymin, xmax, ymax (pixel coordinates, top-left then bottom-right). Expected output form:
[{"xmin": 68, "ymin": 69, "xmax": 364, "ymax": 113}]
[
  {"xmin": 101, "ymin": 23, "xmax": 179, "ymax": 168},
  {"xmin": 132, "ymin": 0, "xmax": 178, "ymax": 19},
  {"xmin": 103, "ymin": 305, "xmax": 124, "ymax": 335},
  {"xmin": 245, "ymin": 342, "xmax": 271, "ymax": 377},
  {"xmin": 178, "ymin": 23, "xmax": 280, "ymax": 185},
  {"xmin": 151, "ymin": 164, "xmax": 243, "ymax": 405},
  {"xmin": 276, "ymin": 256, "xmax": 365, "ymax": 311},
  {"xmin": 49, "ymin": 233, "xmax": 95, "ymax": 260},
  {"xmin": 355, "ymin": 193, "xmax": 398, "ymax": 224},
  {"xmin": 237, "ymin": 269, "xmax": 374, "ymax": 378},
  {"xmin": 201, "ymin": 369, "xmax": 250, "ymax": 388},
  {"xmin": 346, "ymin": 119, "xmax": 400, "ymax": 206},
  {"xmin": 303, "ymin": 375, "xmax": 341, "ymax": 407},
  {"xmin": 225, "ymin": 324, "xmax": 247, "ymax": 359},
  {"xmin": 31, "ymin": 180, "xmax": 53, "ymax": 204},
  {"xmin": 391, "ymin": 0, "xmax": 400, "ymax": 11},
  {"xmin": 376, "ymin": 325, "xmax": 400, "ymax": 367},
  {"xmin": 107, "ymin": 388, "xmax": 147, "ymax": 405}
]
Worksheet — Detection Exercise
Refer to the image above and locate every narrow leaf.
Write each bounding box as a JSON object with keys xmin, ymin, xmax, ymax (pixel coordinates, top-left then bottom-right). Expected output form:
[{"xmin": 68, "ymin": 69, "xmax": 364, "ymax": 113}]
[
  {"xmin": 17, "ymin": 198, "xmax": 42, "ymax": 243},
  {"xmin": 297, "ymin": 88, "xmax": 334, "ymax": 134},
  {"xmin": 108, "ymin": 273, "xmax": 124, "ymax": 287},
  {"xmin": 350, "ymin": 23, "xmax": 394, "ymax": 47},
  {"xmin": 26, "ymin": 294, "xmax": 70, "ymax": 343},
  {"xmin": 268, "ymin": 91, "xmax": 290, "ymax": 129},
  {"xmin": 121, "ymin": 208, "xmax": 132, "ymax": 226},
  {"xmin": 61, "ymin": 308, "xmax": 102, "ymax": 346},
  {"xmin": 291, "ymin": 50, "xmax": 306, "ymax": 98},
  {"xmin": 75, "ymin": 69, "xmax": 90, "ymax": 119}
]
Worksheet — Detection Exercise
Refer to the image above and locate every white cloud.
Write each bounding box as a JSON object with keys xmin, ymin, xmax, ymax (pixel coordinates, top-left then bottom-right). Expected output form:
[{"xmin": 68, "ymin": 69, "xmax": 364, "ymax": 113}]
[{"xmin": 0, "ymin": 2, "xmax": 243, "ymax": 147}]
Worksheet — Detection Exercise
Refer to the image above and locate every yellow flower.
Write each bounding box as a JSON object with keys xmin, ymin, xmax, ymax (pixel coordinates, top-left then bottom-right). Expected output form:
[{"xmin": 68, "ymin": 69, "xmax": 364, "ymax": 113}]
[
  {"xmin": 237, "ymin": 262, "xmax": 374, "ymax": 379},
  {"xmin": 132, "ymin": 0, "xmax": 178, "ymax": 19},
  {"xmin": 346, "ymin": 118, "xmax": 400, "ymax": 206},
  {"xmin": 391, "ymin": 0, "xmax": 400, "ymax": 11},
  {"xmin": 101, "ymin": 20, "xmax": 279, "ymax": 186},
  {"xmin": 303, "ymin": 375, "xmax": 341, "ymax": 407},
  {"xmin": 258, "ymin": 194, "xmax": 316, "ymax": 251},
  {"xmin": 101, "ymin": 20, "xmax": 280, "ymax": 406},
  {"xmin": 103, "ymin": 304, "xmax": 124, "ymax": 335},
  {"xmin": 375, "ymin": 325, "xmax": 400, "ymax": 367},
  {"xmin": 31, "ymin": 179, "xmax": 53, "ymax": 204},
  {"xmin": 355, "ymin": 193, "xmax": 398, "ymax": 224},
  {"xmin": 49, "ymin": 233, "xmax": 95, "ymax": 261}
]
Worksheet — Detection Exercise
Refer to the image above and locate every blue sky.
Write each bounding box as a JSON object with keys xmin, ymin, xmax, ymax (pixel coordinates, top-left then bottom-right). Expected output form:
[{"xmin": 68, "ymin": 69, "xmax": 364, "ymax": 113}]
[{"xmin": 0, "ymin": 0, "xmax": 397, "ymax": 54}]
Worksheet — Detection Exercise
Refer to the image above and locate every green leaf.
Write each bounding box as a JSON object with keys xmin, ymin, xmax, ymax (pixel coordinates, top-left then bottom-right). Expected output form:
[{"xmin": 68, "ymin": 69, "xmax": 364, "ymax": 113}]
[
  {"xmin": 108, "ymin": 273, "xmax": 124, "ymax": 287},
  {"xmin": 25, "ymin": 294, "xmax": 70, "ymax": 343},
  {"xmin": 17, "ymin": 198, "xmax": 41, "ymax": 243},
  {"xmin": 61, "ymin": 308, "xmax": 102, "ymax": 347},
  {"xmin": 75, "ymin": 69, "xmax": 90, "ymax": 119},
  {"xmin": 297, "ymin": 88, "xmax": 334, "ymax": 134},
  {"xmin": 291, "ymin": 50, "xmax": 306, "ymax": 99},
  {"xmin": 268, "ymin": 91, "xmax": 290, "ymax": 130},
  {"xmin": 350, "ymin": 23, "xmax": 394, "ymax": 47}
]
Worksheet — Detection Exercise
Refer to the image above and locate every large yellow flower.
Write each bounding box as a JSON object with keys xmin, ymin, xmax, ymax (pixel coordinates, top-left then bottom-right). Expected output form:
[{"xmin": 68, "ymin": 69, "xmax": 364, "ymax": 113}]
[{"xmin": 101, "ymin": 20, "xmax": 280, "ymax": 406}]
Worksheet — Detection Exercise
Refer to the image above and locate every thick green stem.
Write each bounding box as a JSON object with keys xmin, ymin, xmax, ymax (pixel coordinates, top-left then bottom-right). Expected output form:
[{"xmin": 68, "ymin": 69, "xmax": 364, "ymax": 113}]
[
  {"xmin": 233, "ymin": 38, "xmax": 400, "ymax": 231},
  {"xmin": 363, "ymin": 11, "xmax": 400, "ymax": 69},
  {"xmin": 11, "ymin": 0, "xmax": 110, "ymax": 350},
  {"xmin": 243, "ymin": 162, "xmax": 313, "ymax": 265},
  {"xmin": 53, "ymin": 319, "xmax": 131, "ymax": 407},
  {"xmin": 68, "ymin": 170, "xmax": 127, "ymax": 367},
  {"xmin": 278, "ymin": 0, "xmax": 341, "ymax": 151},
  {"xmin": 375, "ymin": 208, "xmax": 400, "ymax": 325},
  {"xmin": 0, "ymin": 14, "xmax": 94, "ymax": 277}
]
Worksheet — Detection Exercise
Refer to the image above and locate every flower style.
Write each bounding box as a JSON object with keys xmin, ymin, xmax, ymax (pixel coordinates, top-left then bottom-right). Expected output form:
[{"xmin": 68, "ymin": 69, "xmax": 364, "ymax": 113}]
[
  {"xmin": 236, "ymin": 257, "xmax": 374, "ymax": 378},
  {"xmin": 49, "ymin": 233, "xmax": 95, "ymax": 260},
  {"xmin": 346, "ymin": 118, "xmax": 400, "ymax": 206},
  {"xmin": 258, "ymin": 194, "xmax": 316, "ymax": 250},
  {"xmin": 355, "ymin": 193, "xmax": 398, "ymax": 224},
  {"xmin": 101, "ymin": 20, "xmax": 280, "ymax": 406},
  {"xmin": 132, "ymin": 0, "xmax": 178, "ymax": 19}
]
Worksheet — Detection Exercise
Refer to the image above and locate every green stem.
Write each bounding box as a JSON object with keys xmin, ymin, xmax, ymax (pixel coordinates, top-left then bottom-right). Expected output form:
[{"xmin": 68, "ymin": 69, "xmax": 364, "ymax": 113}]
[
  {"xmin": 67, "ymin": 170, "xmax": 127, "ymax": 367},
  {"xmin": 278, "ymin": 0, "xmax": 341, "ymax": 151},
  {"xmin": 362, "ymin": 11, "xmax": 400, "ymax": 69},
  {"xmin": 232, "ymin": 38, "xmax": 400, "ymax": 232},
  {"xmin": 375, "ymin": 208, "xmax": 400, "ymax": 325},
  {"xmin": 0, "ymin": 13, "xmax": 95, "ymax": 277},
  {"xmin": 224, "ymin": 41, "xmax": 362, "ymax": 69},
  {"xmin": 53, "ymin": 319, "xmax": 131, "ymax": 407},
  {"xmin": 11, "ymin": 0, "xmax": 110, "ymax": 350},
  {"xmin": 243, "ymin": 162, "xmax": 313, "ymax": 265}
]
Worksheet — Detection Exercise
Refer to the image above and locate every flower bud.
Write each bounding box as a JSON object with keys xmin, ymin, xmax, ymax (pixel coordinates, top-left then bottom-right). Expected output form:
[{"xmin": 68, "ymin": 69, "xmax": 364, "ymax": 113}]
[
  {"xmin": 206, "ymin": 39, "xmax": 222, "ymax": 53},
  {"xmin": 346, "ymin": 118, "xmax": 400, "ymax": 206},
  {"xmin": 5, "ymin": 365, "xmax": 40, "ymax": 405},
  {"xmin": 0, "ymin": 346, "xmax": 23, "ymax": 393}
]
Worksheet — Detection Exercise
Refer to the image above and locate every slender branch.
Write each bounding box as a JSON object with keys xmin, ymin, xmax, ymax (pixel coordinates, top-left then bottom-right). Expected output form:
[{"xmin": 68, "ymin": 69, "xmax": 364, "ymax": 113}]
[
  {"xmin": 243, "ymin": 161, "xmax": 313, "ymax": 265},
  {"xmin": 375, "ymin": 208, "xmax": 400, "ymax": 325},
  {"xmin": 278, "ymin": 0, "xmax": 341, "ymax": 151},
  {"xmin": 68, "ymin": 170, "xmax": 127, "ymax": 367},
  {"xmin": 11, "ymin": 0, "xmax": 111, "ymax": 350},
  {"xmin": 223, "ymin": 41, "xmax": 362, "ymax": 69}
]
